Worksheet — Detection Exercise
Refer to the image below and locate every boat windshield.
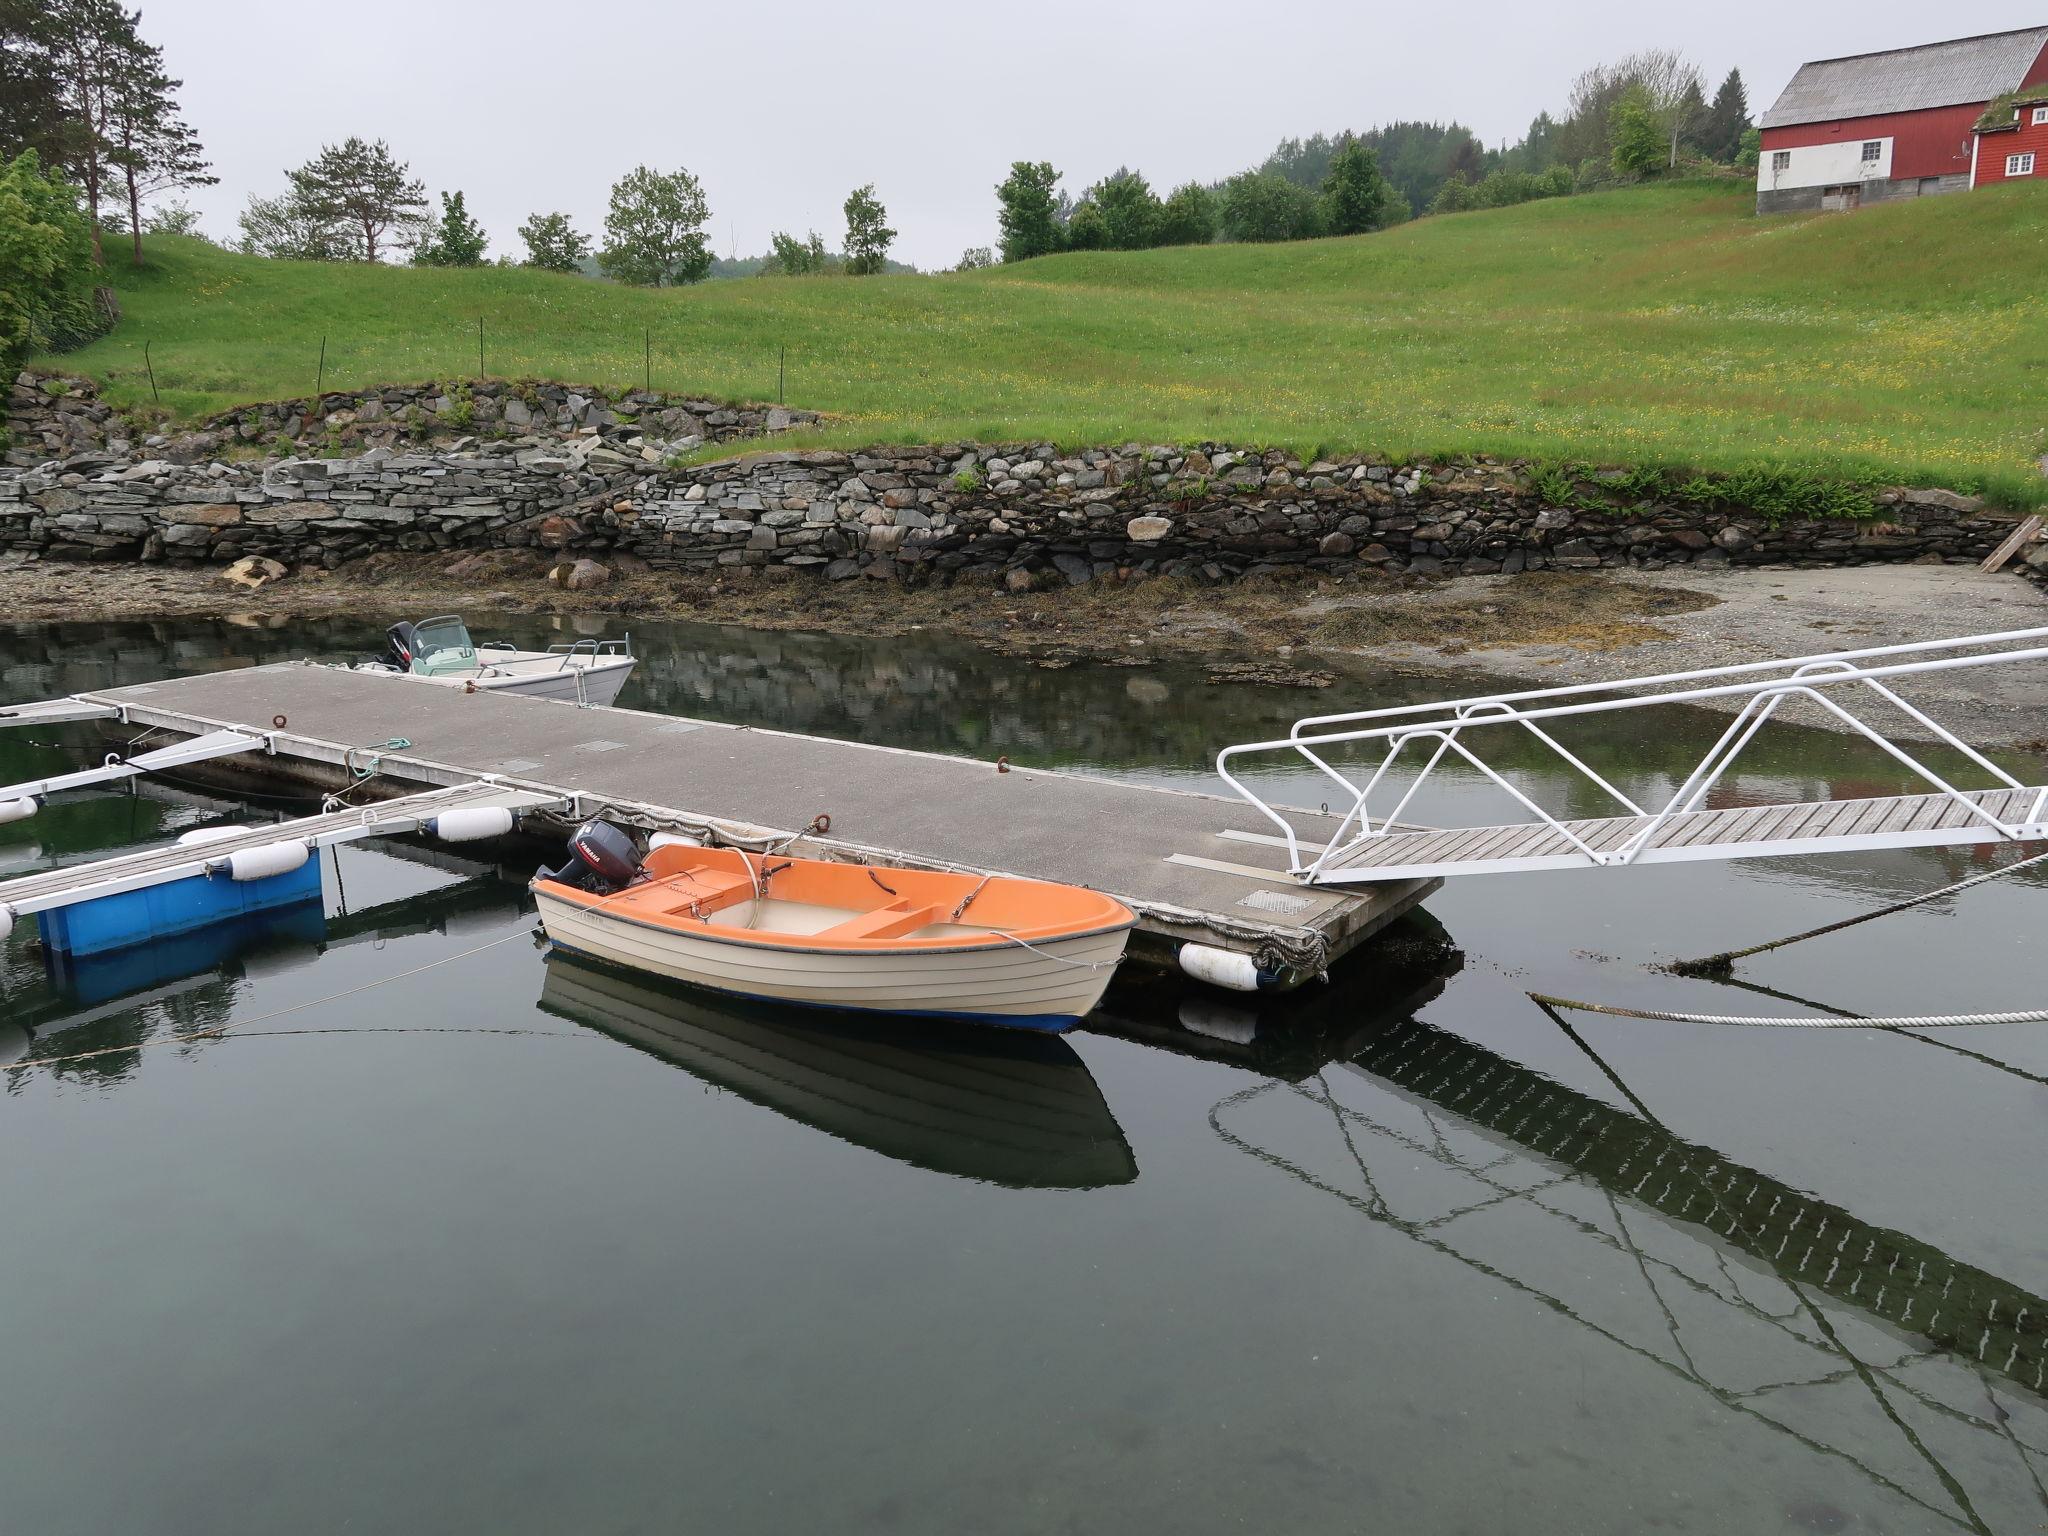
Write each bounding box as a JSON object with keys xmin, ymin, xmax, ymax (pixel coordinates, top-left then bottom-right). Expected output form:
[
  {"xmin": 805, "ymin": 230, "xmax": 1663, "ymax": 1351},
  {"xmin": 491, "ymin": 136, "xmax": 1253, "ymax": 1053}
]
[{"xmin": 411, "ymin": 616, "xmax": 475, "ymax": 660}]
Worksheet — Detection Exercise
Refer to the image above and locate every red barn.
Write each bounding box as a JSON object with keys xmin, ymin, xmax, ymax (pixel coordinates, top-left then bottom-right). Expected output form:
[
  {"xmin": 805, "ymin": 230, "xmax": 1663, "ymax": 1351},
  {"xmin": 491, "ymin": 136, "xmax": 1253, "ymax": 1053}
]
[
  {"xmin": 1757, "ymin": 26, "xmax": 2048, "ymax": 213},
  {"xmin": 1973, "ymin": 84, "xmax": 2048, "ymax": 185}
]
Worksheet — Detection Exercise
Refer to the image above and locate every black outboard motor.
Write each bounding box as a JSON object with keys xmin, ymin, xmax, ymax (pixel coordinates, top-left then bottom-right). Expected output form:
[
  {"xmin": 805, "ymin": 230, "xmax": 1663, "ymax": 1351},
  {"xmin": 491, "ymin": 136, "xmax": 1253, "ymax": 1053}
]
[
  {"xmin": 382, "ymin": 621, "xmax": 419, "ymax": 671},
  {"xmin": 537, "ymin": 819, "xmax": 644, "ymax": 892}
]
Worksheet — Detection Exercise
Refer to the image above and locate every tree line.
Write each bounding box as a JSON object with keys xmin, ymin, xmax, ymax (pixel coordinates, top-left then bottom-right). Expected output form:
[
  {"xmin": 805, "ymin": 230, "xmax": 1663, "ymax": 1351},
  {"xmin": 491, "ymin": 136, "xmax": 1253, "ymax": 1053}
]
[{"xmin": 992, "ymin": 50, "xmax": 1757, "ymax": 261}]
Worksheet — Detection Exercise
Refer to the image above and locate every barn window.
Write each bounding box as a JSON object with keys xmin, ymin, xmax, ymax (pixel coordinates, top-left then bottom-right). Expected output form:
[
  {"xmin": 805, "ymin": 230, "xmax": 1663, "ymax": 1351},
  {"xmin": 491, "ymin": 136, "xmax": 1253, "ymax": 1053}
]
[
  {"xmin": 1771, "ymin": 150, "xmax": 1791, "ymax": 172},
  {"xmin": 2009, "ymin": 153, "xmax": 2037, "ymax": 177},
  {"xmin": 2034, "ymin": 106, "xmax": 2048, "ymax": 126},
  {"xmin": 1860, "ymin": 141, "xmax": 1882, "ymax": 163}
]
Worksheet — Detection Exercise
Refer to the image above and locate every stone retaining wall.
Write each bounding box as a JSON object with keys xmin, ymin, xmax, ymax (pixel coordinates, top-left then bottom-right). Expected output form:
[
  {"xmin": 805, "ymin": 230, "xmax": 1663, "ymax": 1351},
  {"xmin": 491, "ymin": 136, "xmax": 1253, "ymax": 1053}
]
[
  {"xmin": 5, "ymin": 372, "xmax": 818, "ymax": 468},
  {"xmin": 2, "ymin": 401, "xmax": 2034, "ymax": 585}
]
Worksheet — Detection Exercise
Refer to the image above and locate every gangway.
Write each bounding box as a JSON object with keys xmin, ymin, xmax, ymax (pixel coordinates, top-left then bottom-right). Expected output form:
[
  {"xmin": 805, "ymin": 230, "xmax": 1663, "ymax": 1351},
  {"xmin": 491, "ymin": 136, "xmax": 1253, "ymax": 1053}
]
[
  {"xmin": 0, "ymin": 729, "xmax": 267, "ymax": 806},
  {"xmin": 1217, "ymin": 628, "xmax": 2048, "ymax": 885},
  {"xmin": 0, "ymin": 781, "xmax": 567, "ymax": 941}
]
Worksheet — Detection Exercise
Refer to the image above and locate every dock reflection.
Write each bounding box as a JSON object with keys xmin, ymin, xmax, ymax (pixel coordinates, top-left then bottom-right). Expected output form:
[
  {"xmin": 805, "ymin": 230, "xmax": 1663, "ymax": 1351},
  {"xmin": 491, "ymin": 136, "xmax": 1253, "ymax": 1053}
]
[{"xmin": 537, "ymin": 952, "xmax": 1139, "ymax": 1191}]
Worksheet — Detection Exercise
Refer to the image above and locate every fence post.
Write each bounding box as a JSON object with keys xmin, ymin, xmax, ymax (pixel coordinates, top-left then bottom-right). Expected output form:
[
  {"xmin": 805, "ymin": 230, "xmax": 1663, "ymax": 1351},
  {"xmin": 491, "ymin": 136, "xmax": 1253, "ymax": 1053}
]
[
  {"xmin": 644, "ymin": 327, "xmax": 651, "ymax": 393},
  {"xmin": 476, "ymin": 317, "xmax": 485, "ymax": 380},
  {"xmin": 315, "ymin": 334, "xmax": 326, "ymax": 397},
  {"xmin": 144, "ymin": 339, "xmax": 160, "ymax": 406},
  {"xmin": 779, "ymin": 344, "xmax": 785, "ymax": 405}
]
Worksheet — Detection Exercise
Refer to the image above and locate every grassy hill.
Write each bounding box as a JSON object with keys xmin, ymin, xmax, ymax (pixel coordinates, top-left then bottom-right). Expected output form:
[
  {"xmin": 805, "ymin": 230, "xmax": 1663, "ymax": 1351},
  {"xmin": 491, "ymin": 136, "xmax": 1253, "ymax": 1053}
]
[{"xmin": 40, "ymin": 180, "xmax": 2048, "ymax": 505}]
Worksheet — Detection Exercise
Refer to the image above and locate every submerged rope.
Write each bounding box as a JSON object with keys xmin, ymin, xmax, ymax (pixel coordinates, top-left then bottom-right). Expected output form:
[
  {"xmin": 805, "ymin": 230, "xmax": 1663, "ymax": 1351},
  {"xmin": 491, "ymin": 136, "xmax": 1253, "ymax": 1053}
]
[
  {"xmin": 1670, "ymin": 845, "xmax": 2048, "ymax": 976},
  {"xmin": 6, "ymin": 931, "xmax": 530, "ymax": 1073},
  {"xmin": 1530, "ymin": 991, "xmax": 2048, "ymax": 1030}
]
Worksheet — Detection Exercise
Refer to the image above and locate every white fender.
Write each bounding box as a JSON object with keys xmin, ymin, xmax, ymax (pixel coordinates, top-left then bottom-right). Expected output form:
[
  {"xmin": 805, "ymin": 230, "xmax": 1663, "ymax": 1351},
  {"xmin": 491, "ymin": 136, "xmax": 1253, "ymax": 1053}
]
[
  {"xmin": 428, "ymin": 806, "xmax": 516, "ymax": 843},
  {"xmin": 177, "ymin": 824, "xmax": 251, "ymax": 847},
  {"xmin": 214, "ymin": 841, "xmax": 310, "ymax": 882},
  {"xmin": 1177, "ymin": 996, "xmax": 1260, "ymax": 1044},
  {"xmin": 0, "ymin": 797, "xmax": 37, "ymax": 826},
  {"xmin": 649, "ymin": 831, "xmax": 704, "ymax": 851},
  {"xmin": 1177, "ymin": 943, "xmax": 1264, "ymax": 993},
  {"xmin": 0, "ymin": 904, "xmax": 13, "ymax": 944}
]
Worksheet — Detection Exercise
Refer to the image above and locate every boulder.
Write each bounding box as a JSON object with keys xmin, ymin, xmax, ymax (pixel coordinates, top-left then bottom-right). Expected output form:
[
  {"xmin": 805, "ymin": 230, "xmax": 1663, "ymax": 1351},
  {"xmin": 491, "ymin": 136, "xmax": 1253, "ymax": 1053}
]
[
  {"xmin": 548, "ymin": 558, "xmax": 611, "ymax": 591},
  {"xmin": 221, "ymin": 556, "xmax": 288, "ymax": 589},
  {"xmin": 1126, "ymin": 515, "xmax": 1173, "ymax": 542}
]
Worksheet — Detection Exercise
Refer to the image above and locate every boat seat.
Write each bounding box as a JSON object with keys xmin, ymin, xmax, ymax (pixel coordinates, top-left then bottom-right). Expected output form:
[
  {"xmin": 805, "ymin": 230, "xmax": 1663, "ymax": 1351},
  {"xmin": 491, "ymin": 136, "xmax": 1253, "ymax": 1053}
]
[
  {"xmin": 815, "ymin": 901, "xmax": 939, "ymax": 943},
  {"xmin": 607, "ymin": 869, "xmax": 755, "ymax": 921}
]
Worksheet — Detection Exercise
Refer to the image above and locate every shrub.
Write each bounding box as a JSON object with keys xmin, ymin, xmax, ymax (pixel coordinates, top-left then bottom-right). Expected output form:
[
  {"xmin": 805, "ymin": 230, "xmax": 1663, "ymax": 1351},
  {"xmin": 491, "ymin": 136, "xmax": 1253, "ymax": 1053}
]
[{"xmin": 0, "ymin": 151, "xmax": 106, "ymax": 369}]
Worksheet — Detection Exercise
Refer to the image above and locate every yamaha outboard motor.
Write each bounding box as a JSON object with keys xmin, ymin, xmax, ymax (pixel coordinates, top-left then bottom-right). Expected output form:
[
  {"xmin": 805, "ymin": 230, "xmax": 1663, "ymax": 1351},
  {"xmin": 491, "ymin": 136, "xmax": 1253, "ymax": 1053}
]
[
  {"xmin": 538, "ymin": 819, "xmax": 644, "ymax": 892},
  {"xmin": 382, "ymin": 621, "xmax": 419, "ymax": 671}
]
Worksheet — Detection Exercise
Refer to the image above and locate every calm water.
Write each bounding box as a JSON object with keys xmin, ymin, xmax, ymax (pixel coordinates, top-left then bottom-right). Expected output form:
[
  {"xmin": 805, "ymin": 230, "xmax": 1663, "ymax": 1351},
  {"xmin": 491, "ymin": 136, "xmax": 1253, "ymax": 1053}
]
[{"xmin": 2, "ymin": 614, "xmax": 2046, "ymax": 1534}]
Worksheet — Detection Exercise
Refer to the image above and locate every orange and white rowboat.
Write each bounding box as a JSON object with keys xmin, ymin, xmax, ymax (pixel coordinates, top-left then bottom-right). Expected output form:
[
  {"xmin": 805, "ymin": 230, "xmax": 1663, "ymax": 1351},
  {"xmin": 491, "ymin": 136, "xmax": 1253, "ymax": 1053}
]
[{"xmin": 531, "ymin": 842, "xmax": 1136, "ymax": 1033}]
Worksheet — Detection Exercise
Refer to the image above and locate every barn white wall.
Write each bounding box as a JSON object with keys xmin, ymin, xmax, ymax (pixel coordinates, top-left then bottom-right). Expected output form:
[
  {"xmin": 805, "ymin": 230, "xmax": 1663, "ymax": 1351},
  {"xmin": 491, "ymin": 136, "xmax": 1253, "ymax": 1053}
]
[{"xmin": 1756, "ymin": 137, "xmax": 1895, "ymax": 193}]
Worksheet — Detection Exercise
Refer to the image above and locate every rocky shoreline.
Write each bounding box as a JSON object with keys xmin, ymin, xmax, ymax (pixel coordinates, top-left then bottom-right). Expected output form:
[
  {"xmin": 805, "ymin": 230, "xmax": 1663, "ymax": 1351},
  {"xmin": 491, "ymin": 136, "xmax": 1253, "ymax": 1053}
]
[{"xmin": 6, "ymin": 372, "xmax": 2037, "ymax": 588}]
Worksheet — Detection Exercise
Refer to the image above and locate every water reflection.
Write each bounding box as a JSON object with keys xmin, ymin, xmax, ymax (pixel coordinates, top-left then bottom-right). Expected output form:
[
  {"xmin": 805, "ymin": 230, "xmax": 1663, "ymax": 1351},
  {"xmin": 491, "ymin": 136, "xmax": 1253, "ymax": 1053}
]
[{"xmin": 538, "ymin": 951, "xmax": 1137, "ymax": 1190}]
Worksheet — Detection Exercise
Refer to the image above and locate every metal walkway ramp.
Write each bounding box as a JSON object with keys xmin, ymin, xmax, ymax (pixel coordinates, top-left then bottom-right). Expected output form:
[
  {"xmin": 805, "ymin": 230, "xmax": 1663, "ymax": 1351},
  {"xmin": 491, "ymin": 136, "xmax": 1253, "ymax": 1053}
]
[
  {"xmin": 1218, "ymin": 627, "xmax": 2048, "ymax": 885},
  {"xmin": 0, "ymin": 781, "xmax": 565, "ymax": 928},
  {"xmin": 0, "ymin": 729, "xmax": 266, "ymax": 803}
]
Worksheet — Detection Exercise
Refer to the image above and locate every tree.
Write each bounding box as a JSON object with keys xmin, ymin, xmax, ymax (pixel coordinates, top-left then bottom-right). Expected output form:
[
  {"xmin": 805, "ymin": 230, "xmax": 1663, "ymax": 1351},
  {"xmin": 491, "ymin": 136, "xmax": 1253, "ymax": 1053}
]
[
  {"xmin": 287, "ymin": 137, "xmax": 425, "ymax": 262},
  {"xmin": 1089, "ymin": 168, "xmax": 1161, "ymax": 249},
  {"xmin": 39, "ymin": 0, "xmax": 148, "ymax": 266},
  {"xmin": 143, "ymin": 198, "xmax": 202, "ymax": 237},
  {"xmin": 766, "ymin": 229, "xmax": 830, "ymax": 276},
  {"xmin": 995, "ymin": 160, "xmax": 1062, "ymax": 262},
  {"xmin": 1218, "ymin": 170, "xmax": 1322, "ymax": 243},
  {"xmin": 598, "ymin": 164, "xmax": 710, "ymax": 286},
  {"xmin": 1063, "ymin": 200, "xmax": 1108, "ymax": 251},
  {"xmin": 1700, "ymin": 69, "xmax": 1752, "ymax": 163},
  {"xmin": 842, "ymin": 183, "xmax": 895, "ymax": 276},
  {"xmin": 1669, "ymin": 77, "xmax": 1708, "ymax": 166},
  {"xmin": 0, "ymin": 149, "xmax": 104, "ymax": 368},
  {"xmin": 1427, "ymin": 173, "xmax": 1478, "ymax": 216},
  {"xmin": 1609, "ymin": 85, "xmax": 1665, "ymax": 179},
  {"xmin": 1320, "ymin": 136, "xmax": 1391, "ymax": 235},
  {"xmin": 953, "ymin": 245, "xmax": 993, "ymax": 271},
  {"xmin": 101, "ymin": 11, "xmax": 211, "ymax": 266},
  {"xmin": 1736, "ymin": 126, "xmax": 1762, "ymax": 171},
  {"xmin": 235, "ymin": 190, "xmax": 357, "ymax": 261},
  {"xmin": 1156, "ymin": 182, "xmax": 1215, "ymax": 246},
  {"xmin": 411, "ymin": 190, "xmax": 488, "ymax": 267},
  {"xmin": 516, "ymin": 210, "xmax": 588, "ymax": 273},
  {"xmin": 0, "ymin": 0, "xmax": 78, "ymax": 170}
]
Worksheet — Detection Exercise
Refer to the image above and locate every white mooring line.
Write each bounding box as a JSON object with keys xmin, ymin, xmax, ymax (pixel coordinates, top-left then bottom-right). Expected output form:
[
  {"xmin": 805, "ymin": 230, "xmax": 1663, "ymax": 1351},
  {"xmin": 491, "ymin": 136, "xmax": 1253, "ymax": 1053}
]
[{"xmin": 1217, "ymin": 627, "xmax": 2048, "ymax": 884}]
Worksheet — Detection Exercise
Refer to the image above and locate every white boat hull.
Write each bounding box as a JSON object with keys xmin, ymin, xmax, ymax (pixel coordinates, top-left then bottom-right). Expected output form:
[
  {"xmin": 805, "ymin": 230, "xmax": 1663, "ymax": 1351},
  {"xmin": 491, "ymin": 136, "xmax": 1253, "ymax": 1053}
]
[
  {"xmin": 533, "ymin": 885, "xmax": 1128, "ymax": 1032},
  {"xmin": 472, "ymin": 658, "xmax": 635, "ymax": 706}
]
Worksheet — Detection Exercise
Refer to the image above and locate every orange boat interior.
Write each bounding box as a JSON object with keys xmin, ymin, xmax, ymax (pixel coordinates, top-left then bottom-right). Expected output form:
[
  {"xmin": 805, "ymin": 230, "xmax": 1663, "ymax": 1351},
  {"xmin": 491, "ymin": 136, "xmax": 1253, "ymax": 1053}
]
[{"xmin": 542, "ymin": 844, "xmax": 1134, "ymax": 951}]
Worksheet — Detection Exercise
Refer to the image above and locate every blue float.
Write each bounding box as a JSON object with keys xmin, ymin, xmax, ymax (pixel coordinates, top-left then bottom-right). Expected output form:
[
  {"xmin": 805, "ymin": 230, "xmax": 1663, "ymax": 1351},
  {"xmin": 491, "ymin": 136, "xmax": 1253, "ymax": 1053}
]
[{"xmin": 36, "ymin": 857, "xmax": 325, "ymax": 958}]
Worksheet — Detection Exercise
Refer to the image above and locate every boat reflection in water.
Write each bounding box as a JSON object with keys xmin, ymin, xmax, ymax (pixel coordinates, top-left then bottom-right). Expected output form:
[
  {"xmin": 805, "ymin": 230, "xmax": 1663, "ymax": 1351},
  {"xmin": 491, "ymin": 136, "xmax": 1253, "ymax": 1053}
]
[{"xmin": 537, "ymin": 951, "xmax": 1138, "ymax": 1190}]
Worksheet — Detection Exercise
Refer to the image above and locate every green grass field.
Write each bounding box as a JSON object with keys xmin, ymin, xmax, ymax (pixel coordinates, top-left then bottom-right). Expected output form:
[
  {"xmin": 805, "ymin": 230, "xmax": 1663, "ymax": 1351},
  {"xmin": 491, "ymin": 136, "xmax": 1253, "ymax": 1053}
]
[{"xmin": 42, "ymin": 180, "xmax": 2048, "ymax": 505}]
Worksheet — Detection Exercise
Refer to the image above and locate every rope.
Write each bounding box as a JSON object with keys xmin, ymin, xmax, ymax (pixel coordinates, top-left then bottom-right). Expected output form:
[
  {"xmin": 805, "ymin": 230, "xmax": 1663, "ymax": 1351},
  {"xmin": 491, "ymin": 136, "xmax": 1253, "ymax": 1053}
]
[
  {"xmin": 949, "ymin": 874, "xmax": 993, "ymax": 923},
  {"xmin": 1530, "ymin": 991, "xmax": 2048, "ymax": 1030},
  {"xmin": 992, "ymin": 931, "xmax": 1123, "ymax": 969},
  {"xmin": 6, "ymin": 931, "xmax": 530, "ymax": 1073},
  {"xmin": 1670, "ymin": 844, "xmax": 2048, "ymax": 976}
]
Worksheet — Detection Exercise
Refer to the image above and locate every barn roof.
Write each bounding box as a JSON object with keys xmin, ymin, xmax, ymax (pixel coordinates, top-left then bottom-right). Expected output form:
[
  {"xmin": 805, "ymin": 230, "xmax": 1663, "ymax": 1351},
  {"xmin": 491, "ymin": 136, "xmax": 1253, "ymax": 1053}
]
[{"xmin": 1761, "ymin": 27, "xmax": 2048, "ymax": 129}]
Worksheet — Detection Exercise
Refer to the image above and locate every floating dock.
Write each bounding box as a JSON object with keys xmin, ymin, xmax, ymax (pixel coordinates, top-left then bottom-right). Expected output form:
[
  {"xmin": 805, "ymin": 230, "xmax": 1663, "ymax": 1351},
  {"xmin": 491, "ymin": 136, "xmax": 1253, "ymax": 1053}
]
[{"xmin": 12, "ymin": 663, "xmax": 1438, "ymax": 983}]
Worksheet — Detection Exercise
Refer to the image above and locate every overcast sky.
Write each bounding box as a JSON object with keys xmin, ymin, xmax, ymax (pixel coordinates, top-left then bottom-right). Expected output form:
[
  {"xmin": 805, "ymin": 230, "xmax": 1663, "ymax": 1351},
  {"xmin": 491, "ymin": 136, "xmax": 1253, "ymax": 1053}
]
[{"xmin": 145, "ymin": 0, "xmax": 2048, "ymax": 269}]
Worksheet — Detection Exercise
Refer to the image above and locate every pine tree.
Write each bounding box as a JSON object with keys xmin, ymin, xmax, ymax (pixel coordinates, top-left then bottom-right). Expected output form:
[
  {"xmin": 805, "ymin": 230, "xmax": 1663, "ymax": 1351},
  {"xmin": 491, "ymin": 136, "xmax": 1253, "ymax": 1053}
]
[
  {"xmin": 842, "ymin": 184, "xmax": 895, "ymax": 276},
  {"xmin": 411, "ymin": 190, "xmax": 488, "ymax": 267},
  {"xmin": 1701, "ymin": 69, "xmax": 1752, "ymax": 163},
  {"xmin": 106, "ymin": 22, "xmax": 213, "ymax": 266},
  {"xmin": 42, "ymin": 0, "xmax": 141, "ymax": 265},
  {"xmin": 0, "ymin": 0, "xmax": 75, "ymax": 164},
  {"xmin": 287, "ymin": 137, "xmax": 426, "ymax": 263}
]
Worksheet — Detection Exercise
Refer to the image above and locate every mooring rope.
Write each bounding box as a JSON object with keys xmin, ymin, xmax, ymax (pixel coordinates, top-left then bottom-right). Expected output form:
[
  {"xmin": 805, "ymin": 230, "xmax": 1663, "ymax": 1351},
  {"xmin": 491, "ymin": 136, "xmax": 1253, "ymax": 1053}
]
[
  {"xmin": 6, "ymin": 931, "xmax": 531, "ymax": 1073},
  {"xmin": 1670, "ymin": 845, "xmax": 2048, "ymax": 976},
  {"xmin": 1530, "ymin": 991, "xmax": 2048, "ymax": 1030}
]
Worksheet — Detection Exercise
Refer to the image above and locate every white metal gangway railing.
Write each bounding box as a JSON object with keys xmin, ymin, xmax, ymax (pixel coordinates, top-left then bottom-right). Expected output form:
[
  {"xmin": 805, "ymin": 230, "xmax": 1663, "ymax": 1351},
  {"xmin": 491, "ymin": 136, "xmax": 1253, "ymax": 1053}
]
[{"xmin": 1215, "ymin": 627, "xmax": 2048, "ymax": 885}]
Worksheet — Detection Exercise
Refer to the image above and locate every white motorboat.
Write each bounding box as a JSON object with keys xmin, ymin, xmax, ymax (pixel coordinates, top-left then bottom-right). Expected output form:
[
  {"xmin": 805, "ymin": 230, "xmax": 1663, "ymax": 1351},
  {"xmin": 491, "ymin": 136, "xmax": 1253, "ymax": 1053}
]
[{"xmin": 353, "ymin": 616, "xmax": 636, "ymax": 706}]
